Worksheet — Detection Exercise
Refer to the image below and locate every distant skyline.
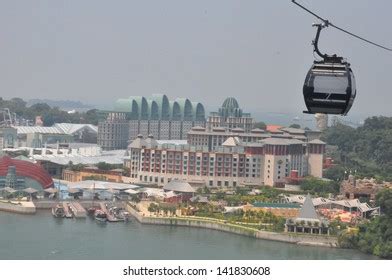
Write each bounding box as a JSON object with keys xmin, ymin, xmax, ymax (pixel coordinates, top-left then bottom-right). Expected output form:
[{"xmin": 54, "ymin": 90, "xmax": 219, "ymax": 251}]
[{"xmin": 1, "ymin": 1, "xmax": 391, "ymax": 118}]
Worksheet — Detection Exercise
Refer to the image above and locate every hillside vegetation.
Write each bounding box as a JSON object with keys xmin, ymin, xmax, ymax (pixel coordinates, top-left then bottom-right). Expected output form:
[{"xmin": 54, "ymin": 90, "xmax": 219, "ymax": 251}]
[
  {"xmin": 0, "ymin": 97, "xmax": 99, "ymax": 126},
  {"xmin": 322, "ymin": 116, "xmax": 392, "ymax": 181}
]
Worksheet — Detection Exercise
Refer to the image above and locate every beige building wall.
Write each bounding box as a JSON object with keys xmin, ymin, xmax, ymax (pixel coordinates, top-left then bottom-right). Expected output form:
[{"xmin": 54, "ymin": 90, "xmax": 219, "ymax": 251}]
[
  {"xmin": 264, "ymin": 154, "xmax": 287, "ymax": 187},
  {"xmin": 308, "ymin": 153, "xmax": 323, "ymax": 178}
]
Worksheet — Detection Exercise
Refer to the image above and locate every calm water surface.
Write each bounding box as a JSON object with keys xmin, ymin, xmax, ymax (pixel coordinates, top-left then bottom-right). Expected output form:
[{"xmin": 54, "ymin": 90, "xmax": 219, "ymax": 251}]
[{"xmin": 0, "ymin": 211, "xmax": 376, "ymax": 260}]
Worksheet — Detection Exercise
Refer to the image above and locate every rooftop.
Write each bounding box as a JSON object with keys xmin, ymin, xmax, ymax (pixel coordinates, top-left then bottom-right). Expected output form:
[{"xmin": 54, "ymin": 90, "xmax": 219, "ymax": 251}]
[
  {"xmin": 13, "ymin": 123, "xmax": 98, "ymax": 135},
  {"xmin": 252, "ymin": 202, "xmax": 301, "ymax": 209},
  {"xmin": 163, "ymin": 179, "xmax": 195, "ymax": 193},
  {"xmin": 296, "ymin": 194, "xmax": 321, "ymax": 221},
  {"xmin": 261, "ymin": 137, "xmax": 305, "ymax": 146}
]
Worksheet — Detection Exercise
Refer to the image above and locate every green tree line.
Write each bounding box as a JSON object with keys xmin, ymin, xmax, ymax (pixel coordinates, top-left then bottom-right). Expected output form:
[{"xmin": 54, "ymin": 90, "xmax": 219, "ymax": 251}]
[
  {"xmin": 322, "ymin": 116, "xmax": 392, "ymax": 181},
  {"xmin": 0, "ymin": 97, "xmax": 99, "ymax": 126},
  {"xmin": 339, "ymin": 189, "xmax": 392, "ymax": 259}
]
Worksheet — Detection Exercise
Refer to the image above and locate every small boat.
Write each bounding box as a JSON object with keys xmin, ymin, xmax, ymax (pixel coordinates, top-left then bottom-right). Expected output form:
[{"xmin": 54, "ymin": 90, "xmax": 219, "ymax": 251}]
[
  {"xmin": 52, "ymin": 204, "xmax": 66, "ymax": 218},
  {"xmin": 94, "ymin": 209, "xmax": 107, "ymax": 222},
  {"xmin": 87, "ymin": 206, "xmax": 99, "ymax": 216}
]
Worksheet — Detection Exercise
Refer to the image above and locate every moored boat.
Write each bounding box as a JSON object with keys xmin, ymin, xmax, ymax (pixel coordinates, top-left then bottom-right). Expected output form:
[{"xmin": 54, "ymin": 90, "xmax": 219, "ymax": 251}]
[
  {"xmin": 87, "ymin": 206, "xmax": 99, "ymax": 216},
  {"xmin": 52, "ymin": 204, "xmax": 66, "ymax": 218},
  {"xmin": 94, "ymin": 209, "xmax": 107, "ymax": 222}
]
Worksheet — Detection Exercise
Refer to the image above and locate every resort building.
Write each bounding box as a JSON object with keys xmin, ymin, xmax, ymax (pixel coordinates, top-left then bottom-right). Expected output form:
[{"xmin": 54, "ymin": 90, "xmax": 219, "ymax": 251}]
[
  {"xmin": 97, "ymin": 94, "xmax": 206, "ymax": 150},
  {"xmin": 207, "ymin": 97, "xmax": 254, "ymax": 132},
  {"xmin": 187, "ymin": 125, "xmax": 321, "ymax": 152},
  {"xmin": 125, "ymin": 133, "xmax": 325, "ymax": 188},
  {"xmin": 285, "ymin": 194, "xmax": 330, "ymax": 235}
]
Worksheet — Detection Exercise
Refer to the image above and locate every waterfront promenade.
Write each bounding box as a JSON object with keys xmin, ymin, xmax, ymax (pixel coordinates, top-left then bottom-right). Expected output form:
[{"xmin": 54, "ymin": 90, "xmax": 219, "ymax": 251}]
[{"xmin": 126, "ymin": 202, "xmax": 338, "ymax": 248}]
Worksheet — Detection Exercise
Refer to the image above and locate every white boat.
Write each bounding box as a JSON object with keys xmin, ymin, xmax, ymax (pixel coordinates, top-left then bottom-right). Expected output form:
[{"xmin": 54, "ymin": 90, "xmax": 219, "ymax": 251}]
[
  {"xmin": 52, "ymin": 204, "xmax": 65, "ymax": 218},
  {"xmin": 94, "ymin": 209, "xmax": 107, "ymax": 222}
]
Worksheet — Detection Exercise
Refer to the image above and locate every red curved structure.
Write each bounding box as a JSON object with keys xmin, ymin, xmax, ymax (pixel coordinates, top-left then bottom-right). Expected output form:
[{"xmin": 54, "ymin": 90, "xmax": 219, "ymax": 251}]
[{"xmin": 0, "ymin": 156, "xmax": 54, "ymax": 189}]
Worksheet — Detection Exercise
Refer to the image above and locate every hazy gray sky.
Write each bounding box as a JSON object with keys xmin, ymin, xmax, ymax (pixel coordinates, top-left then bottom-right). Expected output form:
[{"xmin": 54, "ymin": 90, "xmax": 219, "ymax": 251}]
[{"xmin": 1, "ymin": 0, "xmax": 391, "ymax": 118}]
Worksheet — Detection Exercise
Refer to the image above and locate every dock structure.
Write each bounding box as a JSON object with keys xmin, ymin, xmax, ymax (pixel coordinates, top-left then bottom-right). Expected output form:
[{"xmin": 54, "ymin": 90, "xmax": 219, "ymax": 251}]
[
  {"xmin": 69, "ymin": 202, "xmax": 87, "ymax": 218},
  {"xmin": 99, "ymin": 202, "xmax": 120, "ymax": 222},
  {"xmin": 62, "ymin": 202, "xmax": 73, "ymax": 218},
  {"xmin": 0, "ymin": 200, "xmax": 36, "ymax": 214}
]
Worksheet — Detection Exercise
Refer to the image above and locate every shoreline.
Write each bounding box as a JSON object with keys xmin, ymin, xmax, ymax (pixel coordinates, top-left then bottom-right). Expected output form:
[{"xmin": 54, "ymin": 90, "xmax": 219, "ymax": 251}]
[
  {"xmin": 125, "ymin": 203, "xmax": 339, "ymax": 248},
  {"xmin": 0, "ymin": 199, "xmax": 338, "ymax": 248}
]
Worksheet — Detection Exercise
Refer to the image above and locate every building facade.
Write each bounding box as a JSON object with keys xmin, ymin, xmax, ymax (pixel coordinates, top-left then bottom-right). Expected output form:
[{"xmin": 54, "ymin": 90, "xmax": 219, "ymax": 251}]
[
  {"xmin": 207, "ymin": 97, "xmax": 254, "ymax": 132},
  {"xmin": 62, "ymin": 168, "xmax": 123, "ymax": 183},
  {"xmin": 11, "ymin": 123, "xmax": 98, "ymax": 148},
  {"xmin": 187, "ymin": 126, "xmax": 321, "ymax": 152},
  {"xmin": 98, "ymin": 94, "xmax": 206, "ymax": 150},
  {"xmin": 125, "ymin": 134, "xmax": 325, "ymax": 188},
  {"xmin": 0, "ymin": 127, "xmax": 17, "ymax": 150}
]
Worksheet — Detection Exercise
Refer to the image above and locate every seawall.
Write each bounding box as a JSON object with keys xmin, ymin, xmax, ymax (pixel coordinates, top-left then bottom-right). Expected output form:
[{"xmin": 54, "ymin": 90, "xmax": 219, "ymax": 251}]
[
  {"xmin": 126, "ymin": 204, "xmax": 338, "ymax": 248},
  {"xmin": 0, "ymin": 200, "xmax": 36, "ymax": 214}
]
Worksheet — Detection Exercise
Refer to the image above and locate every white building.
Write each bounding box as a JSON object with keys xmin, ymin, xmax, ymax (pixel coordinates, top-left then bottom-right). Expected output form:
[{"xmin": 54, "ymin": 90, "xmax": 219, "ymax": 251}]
[{"xmin": 125, "ymin": 134, "xmax": 325, "ymax": 188}]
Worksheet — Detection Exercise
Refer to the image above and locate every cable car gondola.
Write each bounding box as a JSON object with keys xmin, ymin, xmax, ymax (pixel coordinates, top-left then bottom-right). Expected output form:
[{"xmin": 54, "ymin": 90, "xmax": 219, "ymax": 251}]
[{"xmin": 303, "ymin": 23, "xmax": 356, "ymax": 115}]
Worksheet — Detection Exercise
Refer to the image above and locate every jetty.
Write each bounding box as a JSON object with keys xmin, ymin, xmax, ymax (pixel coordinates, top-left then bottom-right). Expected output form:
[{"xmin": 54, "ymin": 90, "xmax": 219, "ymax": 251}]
[
  {"xmin": 68, "ymin": 201, "xmax": 87, "ymax": 218},
  {"xmin": 99, "ymin": 202, "xmax": 120, "ymax": 222}
]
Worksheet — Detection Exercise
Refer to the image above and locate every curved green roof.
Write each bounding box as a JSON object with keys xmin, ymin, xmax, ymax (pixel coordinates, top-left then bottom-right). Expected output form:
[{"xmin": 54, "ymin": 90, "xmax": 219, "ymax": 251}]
[
  {"xmin": 152, "ymin": 94, "xmax": 170, "ymax": 120},
  {"xmin": 148, "ymin": 100, "xmax": 159, "ymax": 120},
  {"xmin": 193, "ymin": 102, "xmax": 205, "ymax": 121},
  {"xmin": 170, "ymin": 101, "xmax": 182, "ymax": 120},
  {"xmin": 112, "ymin": 95, "xmax": 205, "ymax": 121},
  {"xmin": 132, "ymin": 96, "xmax": 149, "ymax": 120},
  {"xmin": 175, "ymin": 98, "xmax": 193, "ymax": 121}
]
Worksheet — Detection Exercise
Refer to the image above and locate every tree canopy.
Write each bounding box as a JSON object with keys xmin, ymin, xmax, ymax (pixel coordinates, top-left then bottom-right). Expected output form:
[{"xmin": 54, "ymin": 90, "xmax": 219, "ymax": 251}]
[
  {"xmin": 0, "ymin": 97, "xmax": 99, "ymax": 126},
  {"xmin": 300, "ymin": 176, "xmax": 339, "ymax": 195},
  {"xmin": 322, "ymin": 117, "xmax": 392, "ymax": 181},
  {"xmin": 289, "ymin": 123, "xmax": 301, "ymax": 129},
  {"xmin": 254, "ymin": 121, "xmax": 267, "ymax": 130},
  {"xmin": 339, "ymin": 189, "xmax": 392, "ymax": 259}
]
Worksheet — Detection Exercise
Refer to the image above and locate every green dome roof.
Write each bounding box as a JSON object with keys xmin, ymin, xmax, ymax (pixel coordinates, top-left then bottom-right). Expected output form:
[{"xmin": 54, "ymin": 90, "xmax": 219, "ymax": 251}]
[{"xmin": 222, "ymin": 97, "xmax": 239, "ymax": 110}]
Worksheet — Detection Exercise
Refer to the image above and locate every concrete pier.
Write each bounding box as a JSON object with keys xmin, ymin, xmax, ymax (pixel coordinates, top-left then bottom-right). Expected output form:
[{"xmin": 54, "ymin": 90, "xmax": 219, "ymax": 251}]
[
  {"xmin": 69, "ymin": 202, "xmax": 87, "ymax": 218},
  {"xmin": 0, "ymin": 200, "xmax": 36, "ymax": 214}
]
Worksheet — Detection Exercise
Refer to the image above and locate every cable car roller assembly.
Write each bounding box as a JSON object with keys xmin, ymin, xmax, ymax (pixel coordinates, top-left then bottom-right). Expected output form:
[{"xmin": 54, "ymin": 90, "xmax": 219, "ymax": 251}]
[{"xmin": 292, "ymin": 0, "xmax": 392, "ymax": 116}]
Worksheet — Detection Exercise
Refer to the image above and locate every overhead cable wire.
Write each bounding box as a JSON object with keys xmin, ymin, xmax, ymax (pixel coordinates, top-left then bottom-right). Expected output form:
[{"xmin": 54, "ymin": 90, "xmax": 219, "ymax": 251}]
[{"xmin": 292, "ymin": 0, "xmax": 392, "ymax": 52}]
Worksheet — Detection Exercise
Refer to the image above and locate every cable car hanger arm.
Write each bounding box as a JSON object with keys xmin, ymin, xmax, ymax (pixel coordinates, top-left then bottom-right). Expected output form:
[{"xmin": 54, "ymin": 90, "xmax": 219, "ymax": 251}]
[
  {"xmin": 312, "ymin": 23, "xmax": 329, "ymax": 60},
  {"xmin": 291, "ymin": 0, "xmax": 392, "ymax": 52}
]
